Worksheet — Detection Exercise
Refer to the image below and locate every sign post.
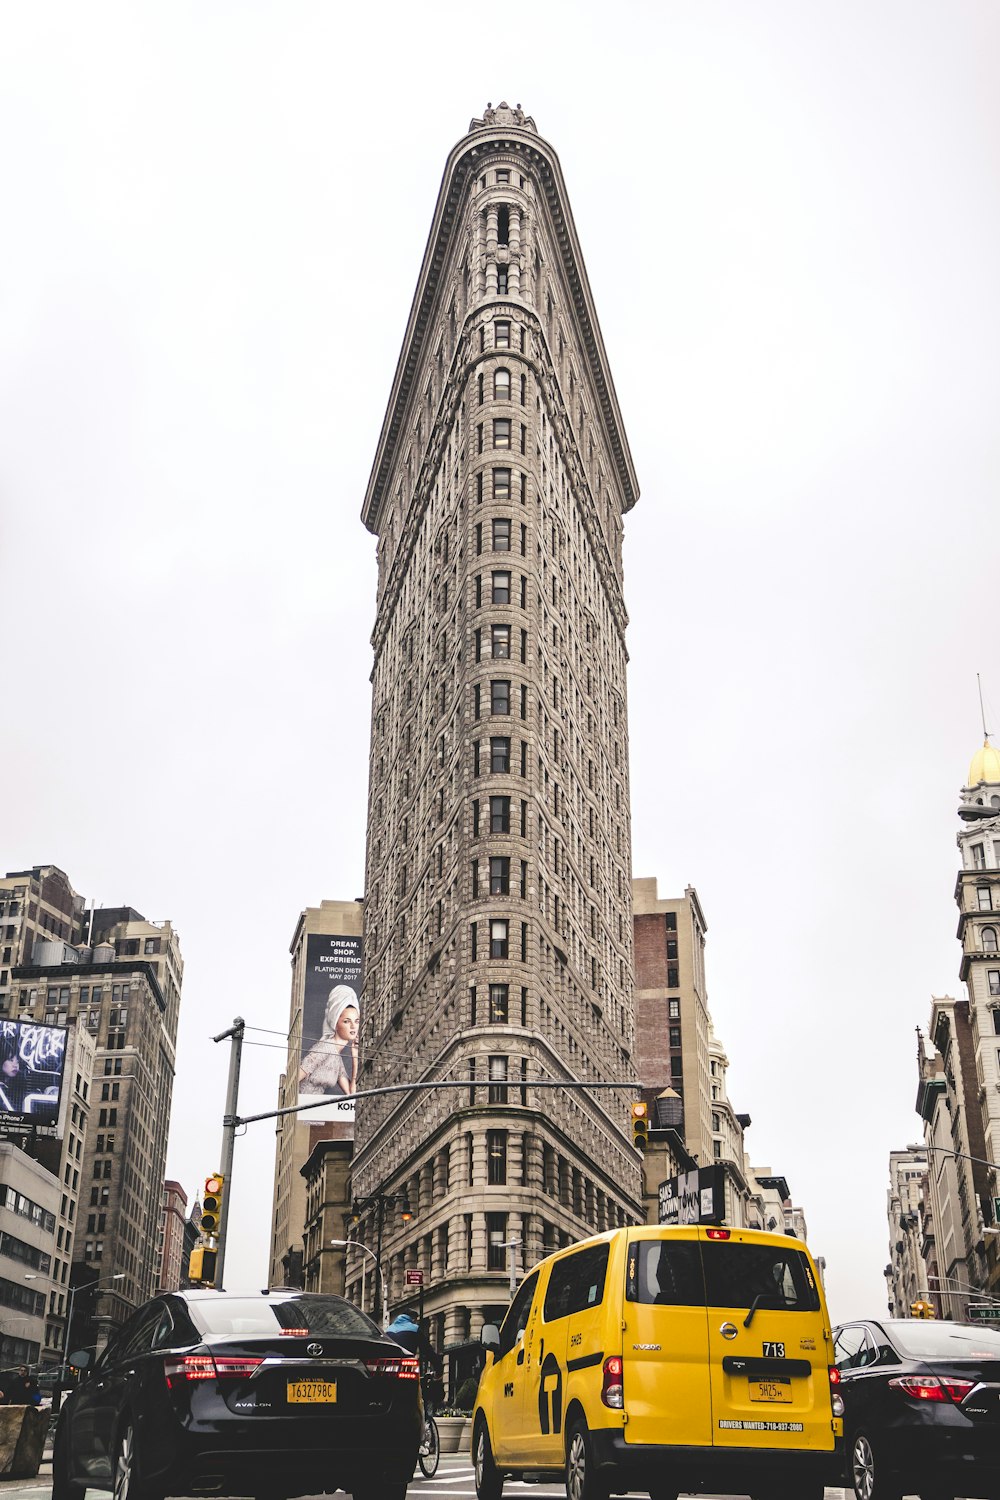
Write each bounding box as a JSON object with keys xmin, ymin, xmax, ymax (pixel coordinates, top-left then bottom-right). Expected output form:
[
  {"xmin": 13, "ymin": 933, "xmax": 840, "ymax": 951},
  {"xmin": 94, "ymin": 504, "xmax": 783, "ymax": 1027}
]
[{"xmin": 405, "ymin": 1268, "xmax": 424, "ymax": 1324}]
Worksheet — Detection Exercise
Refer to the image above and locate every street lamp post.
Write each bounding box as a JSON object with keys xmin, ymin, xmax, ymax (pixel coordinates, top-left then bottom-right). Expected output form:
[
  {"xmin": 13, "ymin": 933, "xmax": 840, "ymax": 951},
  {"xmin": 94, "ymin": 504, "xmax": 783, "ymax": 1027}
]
[
  {"xmin": 61, "ymin": 1273, "xmax": 126, "ymax": 1386},
  {"xmin": 331, "ymin": 1238, "xmax": 389, "ymax": 1331},
  {"xmin": 347, "ymin": 1193, "xmax": 412, "ymax": 1327}
]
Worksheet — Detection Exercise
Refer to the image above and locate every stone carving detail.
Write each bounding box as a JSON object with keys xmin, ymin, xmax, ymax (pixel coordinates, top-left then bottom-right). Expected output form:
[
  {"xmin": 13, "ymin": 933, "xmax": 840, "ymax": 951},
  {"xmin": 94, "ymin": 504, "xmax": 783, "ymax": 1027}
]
[{"xmin": 470, "ymin": 101, "xmax": 536, "ymax": 133}]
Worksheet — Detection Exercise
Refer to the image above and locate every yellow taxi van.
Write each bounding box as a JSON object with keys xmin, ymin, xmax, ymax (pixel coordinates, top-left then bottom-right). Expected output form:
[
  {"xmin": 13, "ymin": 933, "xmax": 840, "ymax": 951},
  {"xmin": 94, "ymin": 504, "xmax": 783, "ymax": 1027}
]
[{"xmin": 472, "ymin": 1223, "xmax": 842, "ymax": 1500}]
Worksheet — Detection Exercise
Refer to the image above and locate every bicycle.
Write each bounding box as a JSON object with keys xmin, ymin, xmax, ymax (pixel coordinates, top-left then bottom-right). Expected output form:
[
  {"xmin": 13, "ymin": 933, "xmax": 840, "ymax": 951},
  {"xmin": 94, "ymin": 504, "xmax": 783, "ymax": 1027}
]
[{"xmin": 416, "ymin": 1409, "xmax": 439, "ymax": 1478}]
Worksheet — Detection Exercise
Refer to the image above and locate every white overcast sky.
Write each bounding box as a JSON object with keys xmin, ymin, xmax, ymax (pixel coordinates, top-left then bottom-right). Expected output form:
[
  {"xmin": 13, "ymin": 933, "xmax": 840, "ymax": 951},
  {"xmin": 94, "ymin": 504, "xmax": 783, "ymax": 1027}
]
[{"xmin": 2, "ymin": 2, "xmax": 998, "ymax": 1324}]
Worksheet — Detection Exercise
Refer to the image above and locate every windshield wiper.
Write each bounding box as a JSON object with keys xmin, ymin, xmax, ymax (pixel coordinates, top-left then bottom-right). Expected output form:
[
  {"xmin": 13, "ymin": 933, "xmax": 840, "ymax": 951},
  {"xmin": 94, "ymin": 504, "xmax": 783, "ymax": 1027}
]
[{"xmin": 743, "ymin": 1293, "xmax": 773, "ymax": 1329}]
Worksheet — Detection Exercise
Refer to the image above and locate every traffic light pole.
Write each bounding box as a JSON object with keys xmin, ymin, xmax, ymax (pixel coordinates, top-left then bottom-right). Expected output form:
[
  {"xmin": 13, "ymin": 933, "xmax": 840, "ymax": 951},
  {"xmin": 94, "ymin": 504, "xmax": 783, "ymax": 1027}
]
[{"xmin": 213, "ymin": 1016, "xmax": 244, "ymax": 1288}]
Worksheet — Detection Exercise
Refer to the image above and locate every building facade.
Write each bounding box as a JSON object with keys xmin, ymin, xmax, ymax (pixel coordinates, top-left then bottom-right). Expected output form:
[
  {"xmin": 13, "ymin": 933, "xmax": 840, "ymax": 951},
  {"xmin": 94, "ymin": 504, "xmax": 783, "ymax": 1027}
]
[
  {"xmin": 886, "ymin": 1145, "xmax": 929, "ymax": 1317},
  {"xmin": 0, "ymin": 1140, "xmax": 60, "ymax": 1367},
  {"xmin": 353, "ymin": 104, "xmax": 643, "ymax": 1354},
  {"xmin": 2, "ymin": 869, "xmax": 182, "ymax": 1354},
  {"xmin": 955, "ymin": 737, "xmax": 1000, "ymax": 1300},
  {"xmin": 158, "ymin": 1180, "xmax": 188, "ymax": 1294},
  {"xmin": 269, "ymin": 899, "xmax": 362, "ymax": 1289}
]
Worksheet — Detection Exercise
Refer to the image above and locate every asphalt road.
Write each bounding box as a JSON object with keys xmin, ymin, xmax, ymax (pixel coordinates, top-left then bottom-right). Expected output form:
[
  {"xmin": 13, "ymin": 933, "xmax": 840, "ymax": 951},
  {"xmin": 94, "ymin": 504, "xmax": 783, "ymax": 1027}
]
[{"xmin": 0, "ymin": 1464, "xmax": 860, "ymax": 1500}]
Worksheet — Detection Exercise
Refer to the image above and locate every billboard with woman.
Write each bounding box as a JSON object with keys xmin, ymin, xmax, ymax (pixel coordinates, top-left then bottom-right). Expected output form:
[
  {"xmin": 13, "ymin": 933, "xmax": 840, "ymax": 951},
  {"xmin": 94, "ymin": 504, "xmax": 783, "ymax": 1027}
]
[{"xmin": 297, "ymin": 933, "xmax": 363, "ymax": 1123}]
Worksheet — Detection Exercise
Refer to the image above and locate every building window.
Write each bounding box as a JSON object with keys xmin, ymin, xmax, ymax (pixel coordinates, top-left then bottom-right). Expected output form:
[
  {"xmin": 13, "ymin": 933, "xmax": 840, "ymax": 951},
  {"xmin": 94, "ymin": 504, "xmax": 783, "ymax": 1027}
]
[
  {"xmin": 490, "ymin": 737, "xmax": 511, "ymax": 773},
  {"xmin": 973, "ymin": 844, "xmax": 986, "ymax": 869},
  {"xmin": 490, "ymin": 857, "xmax": 510, "ymax": 895},
  {"xmin": 490, "ymin": 920, "xmax": 509, "ymax": 958},
  {"xmin": 979, "ymin": 887, "xmax": 994, "ymax": 911},
  {"xmin": 494, "ymin": 322, "xmax": 510, "ymax": 349},
  {"xmin": 488, "ymin": 1056, "xmax": 508, "ymax": 1104},
  {"xmin": 489, "ymin": 983, "xmax": 508, "ymax": 1023},
  {"xmin": 490, "ymin": 796, "xmax": 510, "ymax": 833},
  {"xmin": 491, "ymin": 624, "xmax": 511, "ymax": 658},
  {"xmin": 497, "ymin": 206, "xmax": 510, "ymax": 245},
  {"xmin": 491, "ymin": 571, "xmax": 511, "ymax": 604},
  {"xmin": 492, "ymin": 517, "xmax": 511, "ymax": 550},
  {"xmin": 712, "ymin": 1112, "xmax": 721, "ymax": 1132},
  {"xmin": 497, "ymin": 265, "xmax": 508, "ymax": 295},
  {"xmin": 669, "ymin": 1026, "xmax": 681, "ymax": 1047},
  {"xmin": 667, "ymin": 966, "xmax": 679, "ymax": 987},
  {"xmin": 668, "ymin": 999, "xmax": 680, "ymax": 1018},
  {"xmin": 493, "ymin": 468, "xmax": 511, "ymax": 501},
  {"xmin": 493, "ymin": 419, "xmax": 511, "ymax": 450},
  {"xmin": 984, "ymin": 928, "xmax": 999, "ymax": 953},
  {"xmin": 494, "ymin": 369, "xmax": 510, "ymax": 400},
  {"xmin": 487, "ymin": 1131, "xmax": 507, "ymax": 1184},
  {"xmin": 491, "ymin": 680, "xmax": 510, "ymax": 715},
  {"xmin": 487, "ymin": 1212, "xmax": 508, "ymax": 1268},
  {"xmin": 989, "ymin": 970, "xmax": 1000, "ymax": 996},
  {"xmin": 496, "ymin": 169, "xmax": 510, "ymax": 185}
]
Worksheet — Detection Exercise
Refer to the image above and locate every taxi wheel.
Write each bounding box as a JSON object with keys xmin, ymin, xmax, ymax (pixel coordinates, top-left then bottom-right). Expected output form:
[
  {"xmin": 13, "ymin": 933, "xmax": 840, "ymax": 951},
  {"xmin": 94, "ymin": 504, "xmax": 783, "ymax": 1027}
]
[
  {"xmin": 473, "ymin": 1417, "xmax": 503, "ymax": 1500},
  {"xmin": 850, "ymin": 1429, "xmax": 902, "ymax": 1500},
  {"xmin": 565, "ymin": 1419, "xmax": 609, "ymax": 1500}
]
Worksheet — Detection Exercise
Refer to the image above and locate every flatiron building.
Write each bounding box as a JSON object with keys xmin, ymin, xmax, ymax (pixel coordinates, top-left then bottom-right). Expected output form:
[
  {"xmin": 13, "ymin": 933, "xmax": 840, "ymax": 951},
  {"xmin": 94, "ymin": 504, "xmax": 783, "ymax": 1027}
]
[{"xmin": 353, "ymin": 104, "xmax": 642, "ymax": 1359}]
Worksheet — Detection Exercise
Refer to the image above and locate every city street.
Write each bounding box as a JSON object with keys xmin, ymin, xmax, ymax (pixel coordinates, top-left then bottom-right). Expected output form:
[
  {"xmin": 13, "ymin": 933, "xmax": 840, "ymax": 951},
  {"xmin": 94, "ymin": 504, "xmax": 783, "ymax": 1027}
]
[{"xmin": 0, "ymin": 1463, "xmax": 861, "ymax": 1500}]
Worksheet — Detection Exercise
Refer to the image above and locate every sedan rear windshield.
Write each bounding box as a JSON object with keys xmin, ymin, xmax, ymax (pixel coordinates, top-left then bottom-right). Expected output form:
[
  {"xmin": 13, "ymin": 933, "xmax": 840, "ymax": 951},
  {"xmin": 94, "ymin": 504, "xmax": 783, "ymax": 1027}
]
[
  {"xmin": 889, "ymin": 1322, "xmax": 1000, "ymax": 1359},
  {"xmin": 627, "ymin": 1239, "xmax": 820, "ymax": 1313},
  {"xmin": 190, "ymin": 1297, "xmax": 381, "ymax": 1338}
]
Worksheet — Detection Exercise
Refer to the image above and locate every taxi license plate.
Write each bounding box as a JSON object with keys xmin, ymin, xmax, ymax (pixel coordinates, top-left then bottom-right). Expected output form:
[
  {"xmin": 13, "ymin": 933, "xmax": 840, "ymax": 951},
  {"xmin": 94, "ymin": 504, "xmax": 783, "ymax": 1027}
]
[
  {"xmin": 287, "ymin": 1380, "xmax": 337, "ymax": 1403},
  {"xmin": 749, "ymin": 1378, "xmax": 792, "ymax": 1403}
]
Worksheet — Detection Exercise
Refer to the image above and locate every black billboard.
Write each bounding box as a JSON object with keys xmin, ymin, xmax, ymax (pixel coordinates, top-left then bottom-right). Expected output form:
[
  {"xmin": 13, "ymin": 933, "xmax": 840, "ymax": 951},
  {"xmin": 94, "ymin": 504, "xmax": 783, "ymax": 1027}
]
[
  {"xmin": 658, "ymin": 1163, "xmax": 727, "ymax": 1226},
  {"xmin": 297, "ymin": 933, "xmax": 363, "ymax": 1123},
  {"xmin": 0, "ymin": 1020, "xmax": 68, "ymax": 1131}
]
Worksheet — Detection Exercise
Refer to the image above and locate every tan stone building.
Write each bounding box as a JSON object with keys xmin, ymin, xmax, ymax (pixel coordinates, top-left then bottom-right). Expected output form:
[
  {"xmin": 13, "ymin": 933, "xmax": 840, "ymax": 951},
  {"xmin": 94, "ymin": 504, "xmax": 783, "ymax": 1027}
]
[
  {"xmin": 353, "ymin": 104, "xmax": 643, "ymax": 1362},
  {"xmin": 3, "ymin": 869, "xmax": 182, "ymax": 1355},
  {"xmin": 886, "ymin": 1145, "xmax": 929, "ymax": 1318},
  {"xmin": 269, "ymin": 899, "xmax": 362, "ymax": 1288}
]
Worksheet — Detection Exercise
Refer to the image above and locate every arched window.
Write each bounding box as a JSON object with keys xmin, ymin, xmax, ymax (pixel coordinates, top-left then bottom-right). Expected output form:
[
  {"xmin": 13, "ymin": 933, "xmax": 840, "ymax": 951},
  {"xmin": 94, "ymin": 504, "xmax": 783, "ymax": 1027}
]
[
  {"xmin": 494, "ymin": 368, "xmax": 510, "ymax": 401},
  {"xmin": 983, "ymin": 927, "xmax": 999, "ymax": 953}
]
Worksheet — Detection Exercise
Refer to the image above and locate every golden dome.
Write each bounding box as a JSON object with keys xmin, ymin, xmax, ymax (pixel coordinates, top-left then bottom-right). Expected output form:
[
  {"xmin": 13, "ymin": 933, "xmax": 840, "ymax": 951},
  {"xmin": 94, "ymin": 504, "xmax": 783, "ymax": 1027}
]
[{"xmin": 969, "ymin": 739, "xmax": 1000, "ymax": 787}]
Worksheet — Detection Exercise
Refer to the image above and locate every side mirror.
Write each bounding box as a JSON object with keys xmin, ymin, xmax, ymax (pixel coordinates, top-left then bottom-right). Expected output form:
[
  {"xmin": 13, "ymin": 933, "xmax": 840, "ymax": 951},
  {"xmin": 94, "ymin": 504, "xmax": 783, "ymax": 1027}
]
[
  {"xmin": 69, "ymin": 1350, "xmax": 91, "ymax": 1371},
  {"xmin": 480, "ymin": 1323, "xmax": 500, "ymax": 1351}
]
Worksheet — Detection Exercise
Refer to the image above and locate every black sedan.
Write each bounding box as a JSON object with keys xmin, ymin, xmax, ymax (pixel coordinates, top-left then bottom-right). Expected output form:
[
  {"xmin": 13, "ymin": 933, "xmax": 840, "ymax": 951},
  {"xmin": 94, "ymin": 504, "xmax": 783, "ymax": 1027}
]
[
  {"xmin": 833, "ymin": 1317, "xmax": 1000, "ymax": 1500},
  {"xmin": 52, "ymin": 1288, "xmax": 421, "ymax": 1500}
]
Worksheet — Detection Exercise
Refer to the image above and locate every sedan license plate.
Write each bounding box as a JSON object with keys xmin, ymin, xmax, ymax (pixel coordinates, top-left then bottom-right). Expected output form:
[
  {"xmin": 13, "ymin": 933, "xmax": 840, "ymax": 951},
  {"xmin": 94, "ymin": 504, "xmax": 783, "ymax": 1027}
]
[
  {"xmin": 287, "ymin": 1379, "xmax": 337, "ymax": 1404},
  {"xmin": 749, "ymin": 1378, "xmax": 791, "ymax": 1403}
]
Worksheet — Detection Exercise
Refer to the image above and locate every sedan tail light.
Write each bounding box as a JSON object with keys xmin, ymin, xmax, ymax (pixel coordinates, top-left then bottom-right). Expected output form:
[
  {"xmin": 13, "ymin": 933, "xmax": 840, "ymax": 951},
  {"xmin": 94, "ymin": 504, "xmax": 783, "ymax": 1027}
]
[
  {"xmin": 164, "ymin": 1352, "xmax": 263, "ymax": 1387},
  {"xmin": 601, "ymin": 1355, "xmax": 623, "ymax": 1409},
  {"xmin": 361, "ymin": 1355, "xmax": 419, "ymax": 1380},
  {"xmin": 888, "ymin": 1375, "xmax": 975, "ymax": 1404}
]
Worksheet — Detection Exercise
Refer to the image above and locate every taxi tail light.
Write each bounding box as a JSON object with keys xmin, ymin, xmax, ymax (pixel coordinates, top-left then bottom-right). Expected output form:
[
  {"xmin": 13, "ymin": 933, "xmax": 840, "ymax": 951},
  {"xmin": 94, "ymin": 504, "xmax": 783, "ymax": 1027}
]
[
  {"xmin": 164, "ymin": 1352, "xmax": 263, "ymax": 1387},
  {"xmin": 828, "ymin": 1365, "xmax": 842, "ymax": 1385},
  {"xmin": 362, "ymin": 1355, "xmax": 419, "ymax": 1380},
  {"xmin": 705, "ymin": 1228, "xmax": 731, "ymax": 1240},
  {"xmin": 888, "ymin": 1375, "xmax": 975, "ymax": 1404},
  {"xmin": 601, "ymin": 1355, "xmax": 624, "ymax": 1409}
]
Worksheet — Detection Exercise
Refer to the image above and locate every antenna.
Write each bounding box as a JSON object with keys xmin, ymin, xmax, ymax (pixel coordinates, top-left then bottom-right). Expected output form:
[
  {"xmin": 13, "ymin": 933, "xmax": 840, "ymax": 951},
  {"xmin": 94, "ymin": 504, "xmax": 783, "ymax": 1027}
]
[{"xmin": 978, "ymin": 673, "xmax": 992, "ymax": 742}]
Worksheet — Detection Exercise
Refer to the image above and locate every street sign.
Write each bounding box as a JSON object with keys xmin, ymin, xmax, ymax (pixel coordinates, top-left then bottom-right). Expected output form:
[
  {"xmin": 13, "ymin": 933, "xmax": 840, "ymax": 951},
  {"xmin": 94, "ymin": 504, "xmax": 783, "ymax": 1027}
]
[
  {"xmin": 405, "ymin": 1269, "xmax": 424, "ymax": 1286},
  {"xmin": 993, "ymin": 1195, "xmax": 1000, "ymax": 1223},
  {"xmin": 968, "ymin": 1305, "xmax": 1000, "ymax": 1321}
]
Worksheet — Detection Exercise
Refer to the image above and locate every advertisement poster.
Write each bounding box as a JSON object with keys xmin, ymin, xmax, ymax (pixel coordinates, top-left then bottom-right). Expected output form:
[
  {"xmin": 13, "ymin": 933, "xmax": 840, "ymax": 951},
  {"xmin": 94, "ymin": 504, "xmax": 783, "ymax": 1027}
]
[
  {"xmin": 297, "ymin": 933, "xmax": 363, "ymax": 1124},
  {"xmin": 0, "ymin": 1020, "xmax": 68, "ymax": 1131},
  {"xmin": 658, "ymin": 1164, "xmax": 726, "ymax": 1227}
]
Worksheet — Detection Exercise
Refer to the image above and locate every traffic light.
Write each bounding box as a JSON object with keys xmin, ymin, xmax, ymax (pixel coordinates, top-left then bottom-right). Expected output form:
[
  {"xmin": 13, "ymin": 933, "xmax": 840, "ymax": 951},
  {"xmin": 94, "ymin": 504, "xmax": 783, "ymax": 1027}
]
[
  {"xmin": 910, "ymin": 1299, "xmax": 935, "ymax": 1319},
  {"xmin": 631, "ymin": 1101, "xmax": 649, "ymax": 1153},
  {"xmin": 188, "ymin": 1245, "xmax": 218, "ymax": 1286},
  {"xmin": 201, "ymin": 1173, "xmax": 225, "ymax": 1237}
]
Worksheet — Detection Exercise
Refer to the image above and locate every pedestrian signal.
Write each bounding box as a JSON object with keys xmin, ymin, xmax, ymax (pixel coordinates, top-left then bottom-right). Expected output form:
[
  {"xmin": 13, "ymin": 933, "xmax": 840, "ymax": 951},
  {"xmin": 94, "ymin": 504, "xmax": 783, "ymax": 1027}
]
[
  {"xmin": 201, "ymin": 1173, "xmax": 225, "ymax": 1237},
  {"xmin": 189, "ymin": 1245, "xmax": 218, "ymax": 1285},
  {"xmin": 631, "ymin": 1101, "xmax": 650, "ymax": 1153}
]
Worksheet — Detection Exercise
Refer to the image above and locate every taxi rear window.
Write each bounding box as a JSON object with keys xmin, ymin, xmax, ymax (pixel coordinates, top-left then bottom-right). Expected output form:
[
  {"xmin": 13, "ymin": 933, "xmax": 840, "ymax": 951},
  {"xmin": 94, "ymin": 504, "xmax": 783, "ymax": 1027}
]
[{"xmin": 626, "ymin": 1240, "xmax": 820, "ymax": 1313}]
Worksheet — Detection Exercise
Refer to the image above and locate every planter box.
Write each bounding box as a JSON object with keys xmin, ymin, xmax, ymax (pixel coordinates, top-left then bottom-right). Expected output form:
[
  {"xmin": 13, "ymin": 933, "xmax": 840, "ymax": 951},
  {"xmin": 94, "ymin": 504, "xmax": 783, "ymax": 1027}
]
[
  {"xmin": 0, "ymin": 1407, "xmax": 47, "ymax": 1479},
  {"xmin": 436, "ymin": 1415, "xmax": 471, "ymax": 1454}
]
